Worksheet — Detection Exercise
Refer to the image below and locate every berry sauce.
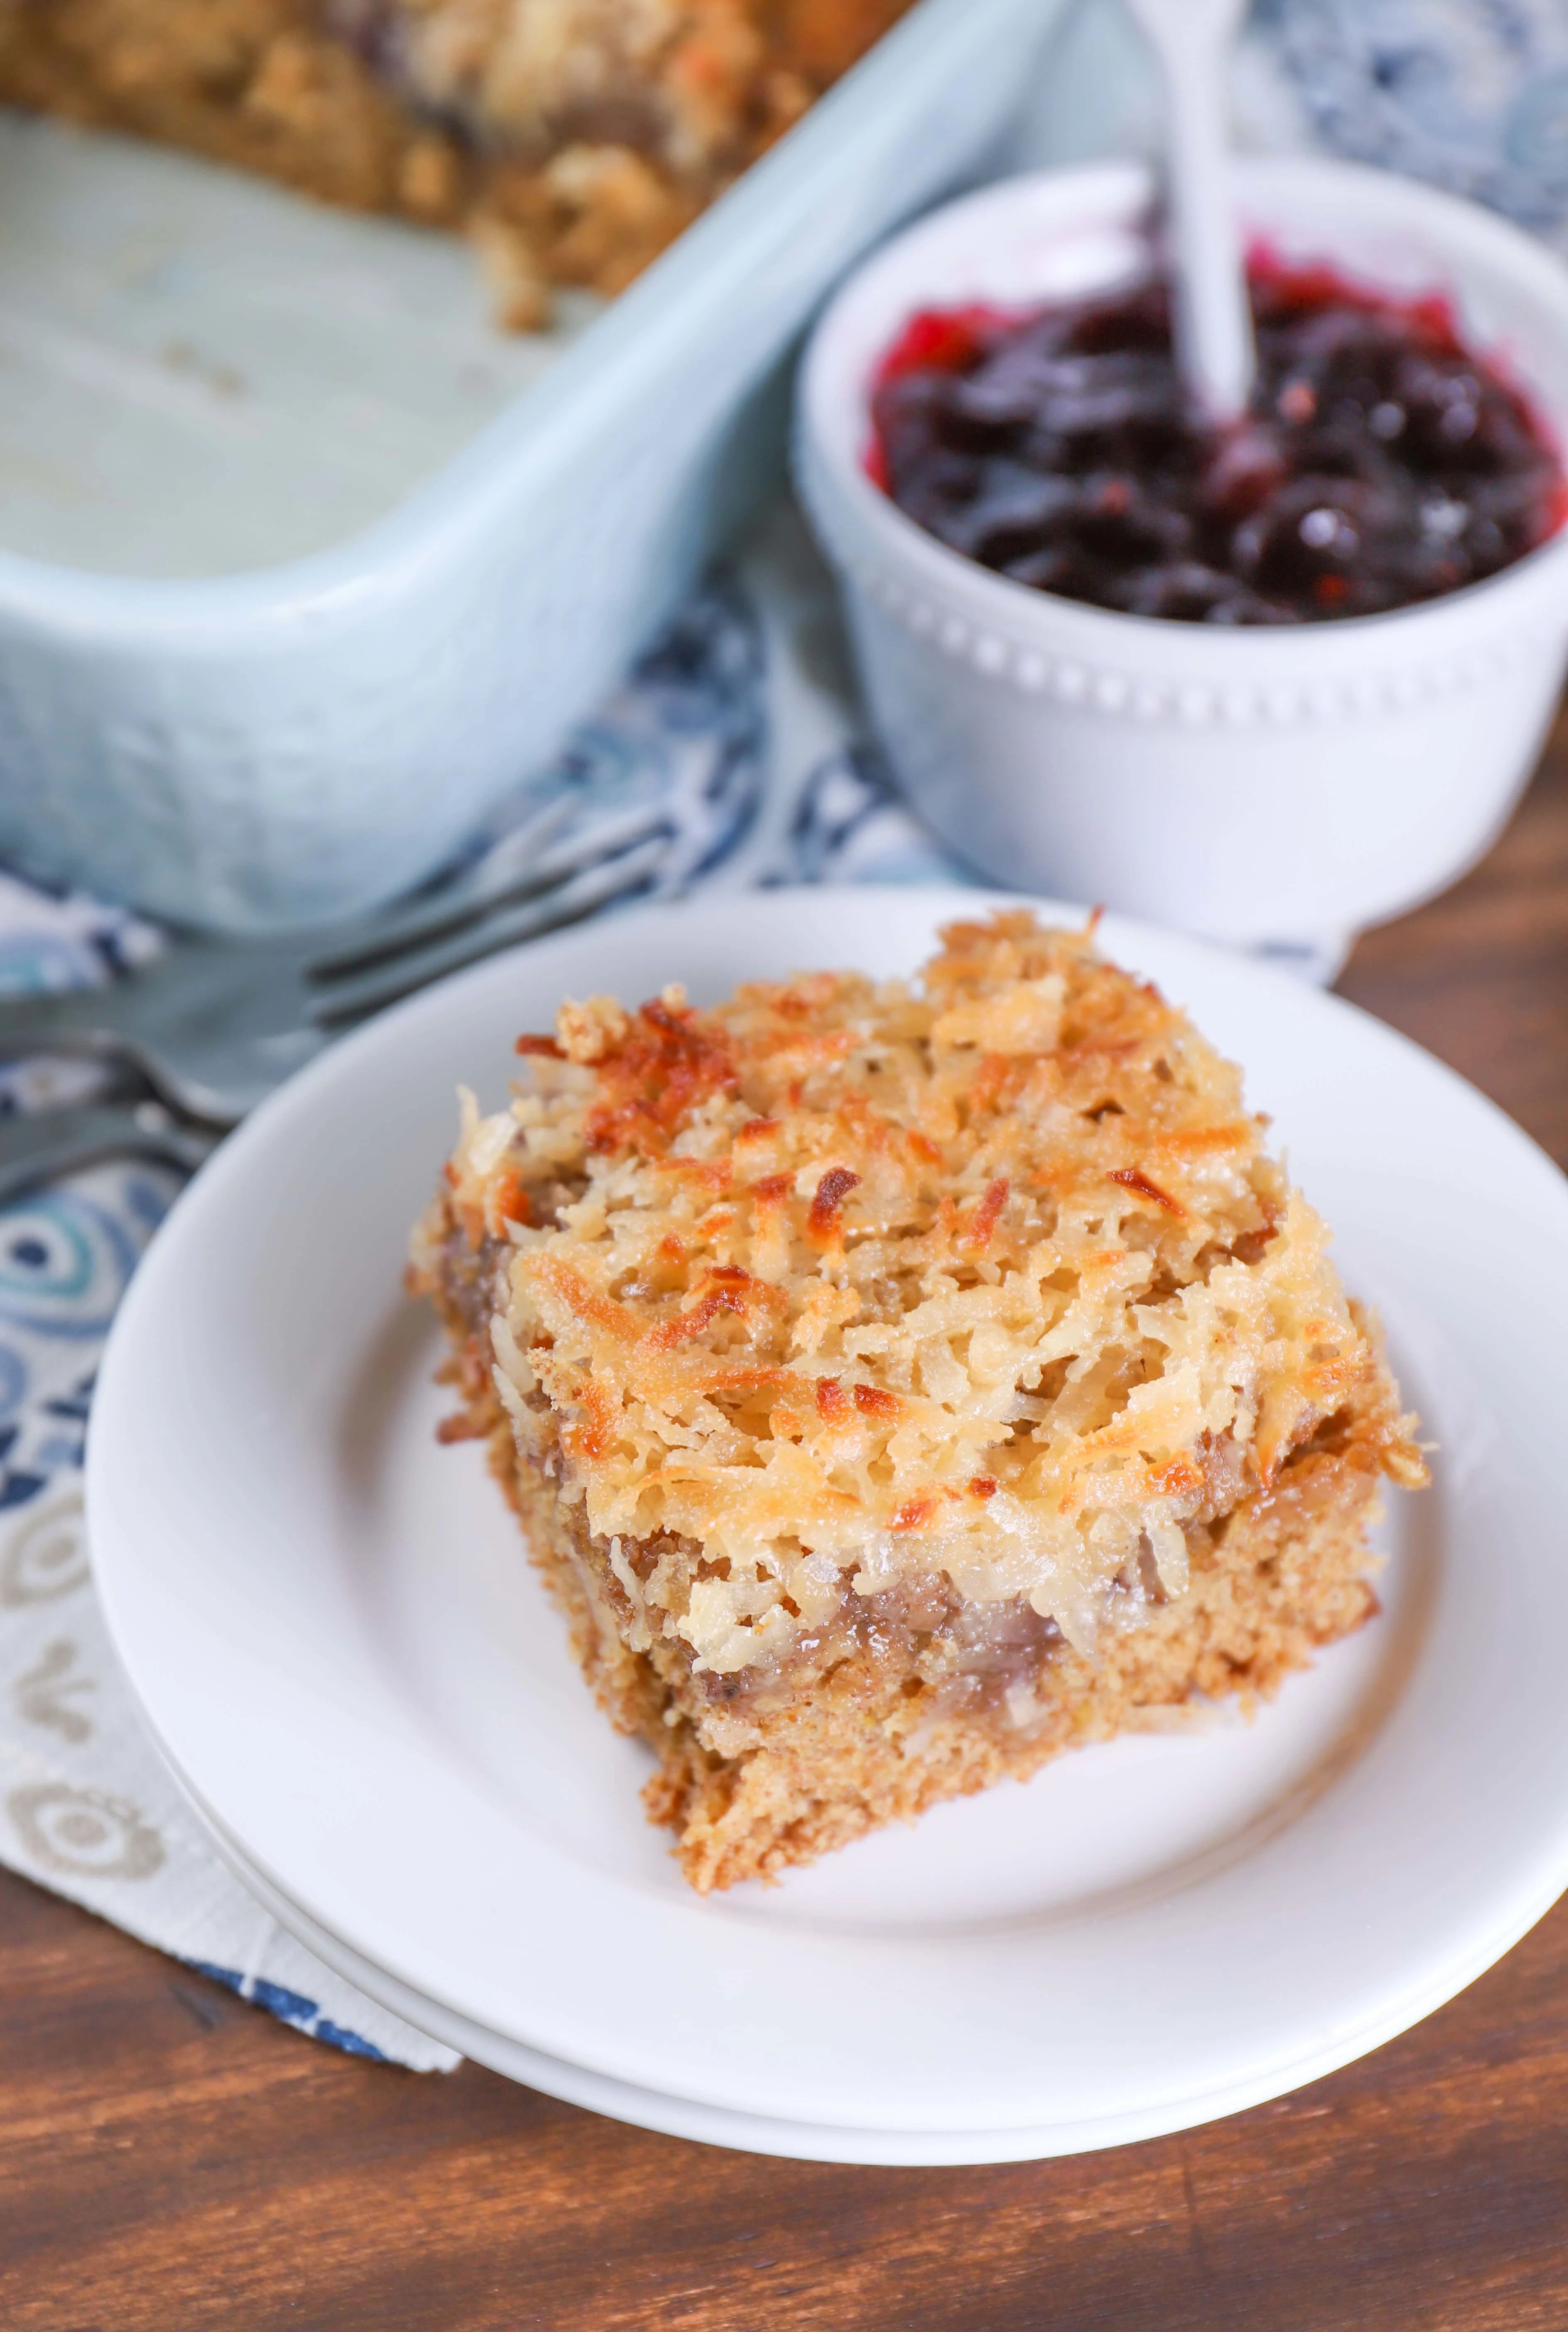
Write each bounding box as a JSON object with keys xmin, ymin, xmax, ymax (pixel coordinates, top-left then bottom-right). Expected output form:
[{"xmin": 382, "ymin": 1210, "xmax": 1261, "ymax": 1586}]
[{"xmin": 868, "ymin": 259, "xmax": 1568, "ymax": 623}]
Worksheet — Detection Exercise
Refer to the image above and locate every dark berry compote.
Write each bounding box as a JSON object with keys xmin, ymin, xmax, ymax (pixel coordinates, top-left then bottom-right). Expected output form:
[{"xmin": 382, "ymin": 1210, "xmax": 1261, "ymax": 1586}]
[{"xmin": 868, "ymin": 262, "xmax": 1568, "ymax": 623}]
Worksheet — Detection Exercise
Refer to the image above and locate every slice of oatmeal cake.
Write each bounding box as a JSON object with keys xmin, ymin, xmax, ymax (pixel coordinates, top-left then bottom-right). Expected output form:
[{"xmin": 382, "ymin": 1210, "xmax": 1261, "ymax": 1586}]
[{"xmin": 409, "ymin": 910, "xmax": 1426, "ymax": 1890}]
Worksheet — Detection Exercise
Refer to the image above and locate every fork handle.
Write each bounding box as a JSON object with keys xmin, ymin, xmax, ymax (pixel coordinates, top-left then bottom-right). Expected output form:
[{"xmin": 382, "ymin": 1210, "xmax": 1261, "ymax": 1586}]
[
  {"xmin": 0, "ymin": 1105, "xmax": 221, "ymax": 1207},
  {"xmin": 0, "ymin": 986, "xmax": 132, "ymax": 1054},
  {"xmin": 0, "ymin": 994, "xmax": 200, "ymax": 1124}
]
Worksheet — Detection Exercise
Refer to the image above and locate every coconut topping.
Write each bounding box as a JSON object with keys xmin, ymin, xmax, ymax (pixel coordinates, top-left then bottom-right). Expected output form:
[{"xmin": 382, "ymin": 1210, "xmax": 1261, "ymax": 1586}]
[{"xmin": 424, "ymin": 913, "xmax": 1423, "ymax": 1671}]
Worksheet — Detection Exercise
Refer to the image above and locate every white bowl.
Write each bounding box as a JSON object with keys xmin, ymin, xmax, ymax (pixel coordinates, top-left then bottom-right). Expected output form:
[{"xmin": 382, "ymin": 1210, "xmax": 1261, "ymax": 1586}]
[
  {"xmin": 796, "ymin": 158, "xmax": 1568, "ymax": 956},
  {"xmin": 0, "ymin": 0, "xmax": 1068, "ymax": 934}
]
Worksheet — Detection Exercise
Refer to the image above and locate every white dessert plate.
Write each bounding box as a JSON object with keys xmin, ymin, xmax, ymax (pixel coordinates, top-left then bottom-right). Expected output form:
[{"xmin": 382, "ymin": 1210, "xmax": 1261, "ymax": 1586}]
[{"xmin": 90, "ymin": 888, "xmax": 1568, "ymax": 2153}]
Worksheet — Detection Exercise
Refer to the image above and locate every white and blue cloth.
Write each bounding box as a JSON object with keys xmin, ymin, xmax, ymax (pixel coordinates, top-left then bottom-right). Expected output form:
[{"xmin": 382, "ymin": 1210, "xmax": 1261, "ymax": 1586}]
[{"xmin": 1263, "ymin": 0, "xmax": 1568, "ymax": 250}]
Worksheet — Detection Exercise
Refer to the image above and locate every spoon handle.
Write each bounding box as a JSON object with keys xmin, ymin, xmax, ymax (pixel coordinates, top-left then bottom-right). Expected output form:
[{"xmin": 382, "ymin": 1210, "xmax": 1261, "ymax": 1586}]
[{"xmin": 1125, "ymin": 0, "xmax": 1254, "ymax": 423}]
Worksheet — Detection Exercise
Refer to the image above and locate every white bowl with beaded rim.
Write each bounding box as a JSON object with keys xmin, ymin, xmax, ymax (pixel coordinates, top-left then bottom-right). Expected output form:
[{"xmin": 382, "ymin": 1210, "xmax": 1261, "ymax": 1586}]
[{"xmin": 796, "ymin": 157, "xmax": 1568, "ymax": 967}]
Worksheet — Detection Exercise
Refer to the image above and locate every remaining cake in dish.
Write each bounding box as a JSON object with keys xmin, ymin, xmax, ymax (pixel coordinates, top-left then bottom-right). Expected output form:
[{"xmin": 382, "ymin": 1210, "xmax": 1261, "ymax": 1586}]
[
  {"xmin": 409, "ymin": 911, "xmax": 1426, "ymax": 1891},
  {"xmin": 0, "ymin": 0, "xmax": 910, "ymax": 324}
]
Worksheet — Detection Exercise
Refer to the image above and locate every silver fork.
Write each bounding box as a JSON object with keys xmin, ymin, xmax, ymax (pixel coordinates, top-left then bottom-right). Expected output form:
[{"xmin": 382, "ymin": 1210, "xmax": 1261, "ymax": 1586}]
[{"xmin": 0, "ymin": 801, "xmax": 673, "ymax": 1126}]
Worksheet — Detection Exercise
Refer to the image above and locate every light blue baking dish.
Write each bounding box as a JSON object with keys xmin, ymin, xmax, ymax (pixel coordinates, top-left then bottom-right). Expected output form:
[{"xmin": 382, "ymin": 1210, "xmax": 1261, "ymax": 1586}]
[{"xmin": 0, "ymin": 0, "xmax": 1066, "ymax": 932}]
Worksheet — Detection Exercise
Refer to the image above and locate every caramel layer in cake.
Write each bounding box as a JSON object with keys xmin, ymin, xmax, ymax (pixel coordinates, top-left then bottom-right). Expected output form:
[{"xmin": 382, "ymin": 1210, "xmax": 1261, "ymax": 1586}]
[
  {"xmin": 409, "ymin": 912, "xmax": 1426, "ymax": 1890},
  {"xmin": 0, "ymin": 0, "xmax": 911, "ymax": 324}
]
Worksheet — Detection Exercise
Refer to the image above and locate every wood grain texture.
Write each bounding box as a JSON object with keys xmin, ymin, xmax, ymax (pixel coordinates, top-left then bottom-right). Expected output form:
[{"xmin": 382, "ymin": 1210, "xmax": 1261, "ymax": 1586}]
[{"xmin": 4, "ymin": 738, "xmax": 1567, "ymax": 2332}]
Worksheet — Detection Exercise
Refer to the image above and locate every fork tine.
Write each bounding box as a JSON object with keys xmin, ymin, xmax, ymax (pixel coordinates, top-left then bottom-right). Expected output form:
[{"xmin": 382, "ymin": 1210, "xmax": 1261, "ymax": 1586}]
[
  {"xmin": 310, "ymin": 837, "xmax": 671, "ymax": 1026},
  {"xmin": 306, "ymin": 806, "xmax": 667, "ymax": 984},
  {"xmin": 451, "ymin": 792, "xmax": 579, "ymax": 893},
  {"xmin": 301, "ymin": 794, "xmax": 576, "ymax": 980}
]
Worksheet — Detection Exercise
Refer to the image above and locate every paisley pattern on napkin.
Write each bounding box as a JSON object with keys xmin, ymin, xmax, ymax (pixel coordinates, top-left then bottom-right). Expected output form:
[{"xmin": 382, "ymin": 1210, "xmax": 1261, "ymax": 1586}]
[
  {"xmin": 467, "ymin": 575, "xmax": 771, "ymax": 893},
  {"xmin": 783, "ymin": 743, "xmax": 973, "ymax": 887},
  {"xmin": 1264, "ymin": 0, "xmax": 1568, "ymax": 244},
  {"xmin": 0, "ymin": 868, "xmax": 162, "ymax": 1000},
  {"xmin": 471, "ymin": 564, "xmax": 963, "ymax": 895},
  {"xmin": 0, "ymin": 1161, "xmax": 459, "ymax": 2067}
]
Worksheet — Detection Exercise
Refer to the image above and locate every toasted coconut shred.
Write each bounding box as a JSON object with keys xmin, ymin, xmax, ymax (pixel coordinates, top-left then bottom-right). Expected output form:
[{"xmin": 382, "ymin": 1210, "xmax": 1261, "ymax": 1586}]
[{"xmin": 423, "ymin": 913, "xmax": 1425, "ymax": 1687}]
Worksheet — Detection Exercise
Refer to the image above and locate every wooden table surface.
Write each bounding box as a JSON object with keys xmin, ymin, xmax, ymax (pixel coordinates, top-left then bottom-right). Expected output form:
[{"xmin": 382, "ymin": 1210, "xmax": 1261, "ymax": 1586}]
[{"xmin": 5, "ymin": 725, "xmax": 1568, "ymax": 2332}]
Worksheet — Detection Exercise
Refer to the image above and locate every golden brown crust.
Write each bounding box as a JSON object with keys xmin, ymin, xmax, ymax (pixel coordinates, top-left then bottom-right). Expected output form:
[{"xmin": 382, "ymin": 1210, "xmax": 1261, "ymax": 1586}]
[{"xmin": 424, "ymin": 914, "xmax": 1424, "ymax": 1676}]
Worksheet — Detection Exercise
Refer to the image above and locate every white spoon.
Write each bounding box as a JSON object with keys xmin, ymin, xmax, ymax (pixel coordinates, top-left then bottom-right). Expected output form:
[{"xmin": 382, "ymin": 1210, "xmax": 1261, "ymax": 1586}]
[{"xmin": 1122, "ymin": 0, "xmax": 1255, "ymax": 423}]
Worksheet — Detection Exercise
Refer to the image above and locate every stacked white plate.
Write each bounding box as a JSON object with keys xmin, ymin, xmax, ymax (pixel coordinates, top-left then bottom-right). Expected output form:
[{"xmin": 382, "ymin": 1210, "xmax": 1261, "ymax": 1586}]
[{"xmin": 89, "ymin": 891, "xmax": 1568, "ymax": 2163}]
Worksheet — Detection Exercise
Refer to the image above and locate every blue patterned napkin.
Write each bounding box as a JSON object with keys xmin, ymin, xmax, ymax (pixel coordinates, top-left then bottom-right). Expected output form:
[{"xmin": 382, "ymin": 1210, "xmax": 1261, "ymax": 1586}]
[
  {"xmin": 1262, "ymin": 0, "xmax": 1568, "ymax": 248},
  {"xmin": 0, "ymin": 1161, "xmax": 463, "ymax": 2068}
]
